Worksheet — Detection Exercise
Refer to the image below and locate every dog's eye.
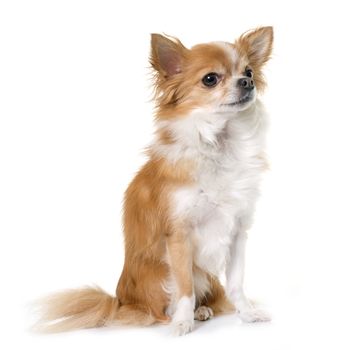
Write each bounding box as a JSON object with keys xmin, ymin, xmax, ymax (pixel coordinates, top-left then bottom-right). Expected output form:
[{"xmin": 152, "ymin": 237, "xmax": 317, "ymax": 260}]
[
  {"xmin": 202, "ymin": 73, "xmax": 219, "ymax": 87},
  {"xmin": 245, "ymin": 68, "xmax": 253, "ymax": 78}
]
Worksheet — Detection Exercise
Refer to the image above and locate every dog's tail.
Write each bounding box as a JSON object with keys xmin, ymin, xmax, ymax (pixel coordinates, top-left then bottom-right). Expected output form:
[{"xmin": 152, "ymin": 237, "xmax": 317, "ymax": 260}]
[{"xmin": 33, "ymin": 286, "xmax": 155, "ymax": 333}]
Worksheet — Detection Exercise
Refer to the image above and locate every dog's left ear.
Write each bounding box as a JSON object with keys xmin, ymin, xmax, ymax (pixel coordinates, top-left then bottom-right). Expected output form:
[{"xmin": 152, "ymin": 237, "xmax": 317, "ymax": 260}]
[{"xmin": 237, "ymin": 27, "xmax": 273, "ymax": 68}]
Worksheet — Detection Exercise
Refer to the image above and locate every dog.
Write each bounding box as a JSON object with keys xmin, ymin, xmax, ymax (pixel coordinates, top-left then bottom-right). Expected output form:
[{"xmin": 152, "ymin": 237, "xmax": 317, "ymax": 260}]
[{"xmin": 36, "ymin": 26, "xmax": 273, "ymax": 336}]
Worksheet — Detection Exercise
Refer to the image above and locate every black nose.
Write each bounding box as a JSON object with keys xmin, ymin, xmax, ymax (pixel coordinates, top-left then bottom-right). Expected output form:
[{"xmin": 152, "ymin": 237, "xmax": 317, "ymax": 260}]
[{"xmin": 237, "ymin": 77, "xmax": 254, "ymax": 91}]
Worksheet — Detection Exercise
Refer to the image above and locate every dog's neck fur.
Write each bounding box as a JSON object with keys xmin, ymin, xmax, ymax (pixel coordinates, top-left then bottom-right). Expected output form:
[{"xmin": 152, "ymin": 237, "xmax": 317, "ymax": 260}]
[{"xmin": 152, "ymin": 99, "xmax": 268, "ymax": 168}]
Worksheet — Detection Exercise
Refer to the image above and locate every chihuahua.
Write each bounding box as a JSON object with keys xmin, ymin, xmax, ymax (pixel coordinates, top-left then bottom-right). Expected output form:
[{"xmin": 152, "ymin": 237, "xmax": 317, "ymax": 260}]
[{"xmin": 37, "ymin": 27, "xmax": 273, "ymax": 336}]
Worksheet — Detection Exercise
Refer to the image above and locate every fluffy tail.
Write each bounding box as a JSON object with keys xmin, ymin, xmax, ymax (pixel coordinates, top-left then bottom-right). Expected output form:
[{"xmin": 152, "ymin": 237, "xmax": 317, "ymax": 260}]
[{"xmin": 33, "ymin": 286, "xmax": 155, "ymax": 333}]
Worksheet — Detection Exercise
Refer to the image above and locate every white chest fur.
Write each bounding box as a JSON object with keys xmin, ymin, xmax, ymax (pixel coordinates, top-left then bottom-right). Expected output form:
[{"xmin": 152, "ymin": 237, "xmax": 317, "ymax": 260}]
[{"xmin": 158, "ymin": 101, "xmax": 268, "ymax": 276}]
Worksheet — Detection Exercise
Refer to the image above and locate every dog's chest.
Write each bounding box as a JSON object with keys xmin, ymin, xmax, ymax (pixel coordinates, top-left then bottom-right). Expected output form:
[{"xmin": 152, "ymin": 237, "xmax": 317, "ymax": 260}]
[
  {"xmin": 193, "ymin": 157, "xmax": 262, "ymax": 274},
  {"xmin": 171, "ymin": 115, "xmax": 267, "ymax": 275}
]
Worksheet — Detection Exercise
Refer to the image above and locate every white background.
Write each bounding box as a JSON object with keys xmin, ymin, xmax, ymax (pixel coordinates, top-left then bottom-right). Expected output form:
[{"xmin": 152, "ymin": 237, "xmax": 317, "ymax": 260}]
[{"xmin": 1, "ymin": 0, "xmax": 350, "ymax": 349}]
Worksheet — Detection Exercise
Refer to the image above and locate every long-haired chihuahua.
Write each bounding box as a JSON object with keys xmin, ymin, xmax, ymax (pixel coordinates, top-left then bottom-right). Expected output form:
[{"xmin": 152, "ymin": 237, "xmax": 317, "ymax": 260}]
[{"xmin": 36, "ymin": 26, "xmax": 273, "ymax": 336}]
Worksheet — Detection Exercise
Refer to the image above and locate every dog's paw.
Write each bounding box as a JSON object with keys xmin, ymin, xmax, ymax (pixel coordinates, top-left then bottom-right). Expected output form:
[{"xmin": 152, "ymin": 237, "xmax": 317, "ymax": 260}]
[
  {"xmin": 238, "ymin": 308, "xmax": 271, "ymax": 323},
  {"xmin": 171, "ymin": 319, "xmax": 194, "ymax": 336},
  {"xmin": 194, "ymin": 306, "xmax": 214, "ymax": 321}
]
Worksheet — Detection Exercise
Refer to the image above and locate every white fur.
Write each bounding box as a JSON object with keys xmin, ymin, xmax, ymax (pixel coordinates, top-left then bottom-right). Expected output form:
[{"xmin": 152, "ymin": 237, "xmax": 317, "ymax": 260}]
[
  {"xmin": 153, "ymin": 99, "xmax": 269, "ymax": 320},
  {"xmin": 225, "ymin": 230, "xmax": 270, "ymax": 321},
  {"xmin": 171, "ymin": 295, "xmax": 195, "ymax": 336}
]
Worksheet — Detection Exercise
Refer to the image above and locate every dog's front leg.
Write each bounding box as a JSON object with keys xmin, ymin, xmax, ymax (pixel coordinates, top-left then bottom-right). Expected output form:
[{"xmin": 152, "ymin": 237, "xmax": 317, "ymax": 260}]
[
  {"xmin": 226, "ymin": 229, "xmax": 270, "ymax": 323},
  {"xmin": 166, "ymin": 226, "xmax": 195, "ymax": 336}
]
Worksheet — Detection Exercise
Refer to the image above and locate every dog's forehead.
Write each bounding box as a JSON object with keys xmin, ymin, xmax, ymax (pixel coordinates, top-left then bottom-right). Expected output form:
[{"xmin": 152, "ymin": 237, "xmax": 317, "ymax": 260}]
[
  {"xmin": 189, "ymin": 41, "xmax": 240, "ymax": 73},
  {"xmin": 212, "ymin": 41, "xmax": 239, "ymax": 64}
]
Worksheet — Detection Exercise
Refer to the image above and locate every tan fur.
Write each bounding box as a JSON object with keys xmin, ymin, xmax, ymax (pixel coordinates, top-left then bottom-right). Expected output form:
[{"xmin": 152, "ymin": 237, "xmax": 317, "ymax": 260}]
[
  {"xmin": 34, "ymin": 287, "xmax": 119, "ymax": 332},
  {"xmin": 201, "ymin": 274, "xmax": 234, "ymax": 315},
  {"xmin": 157, "ymin": 127, "xmax": 174, "ymax": 145},
  {"xmin": 166, "ymin": 222, "xmax": 194, "ymax": 298},
  {"xmin": 117, "ymin": 156, "xmax": 195, "ymax": 324},
  {"xmin": 35, "ymin": 27, "xmax": 272, "ymax": 332}
]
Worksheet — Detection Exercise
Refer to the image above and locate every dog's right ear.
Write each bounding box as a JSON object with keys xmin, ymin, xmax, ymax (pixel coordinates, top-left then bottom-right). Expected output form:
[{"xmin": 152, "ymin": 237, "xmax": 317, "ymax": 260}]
[{"xmin": 150, "ymin": 34, "xmax": 187, "ymax": 78}]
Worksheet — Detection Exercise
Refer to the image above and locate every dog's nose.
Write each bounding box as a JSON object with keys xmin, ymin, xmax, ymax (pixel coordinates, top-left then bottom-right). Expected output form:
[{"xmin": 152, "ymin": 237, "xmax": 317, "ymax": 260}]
[{"xmin": 237, "ymin": 77, "xmax": 254, "ymax": 91}]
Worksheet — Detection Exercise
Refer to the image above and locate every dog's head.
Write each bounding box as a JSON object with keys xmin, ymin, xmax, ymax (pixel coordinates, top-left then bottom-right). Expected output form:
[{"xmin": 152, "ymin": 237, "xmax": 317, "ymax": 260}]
[{"xmin": 150, "ymin": 27, "xmax": 273, "ymax": 118}]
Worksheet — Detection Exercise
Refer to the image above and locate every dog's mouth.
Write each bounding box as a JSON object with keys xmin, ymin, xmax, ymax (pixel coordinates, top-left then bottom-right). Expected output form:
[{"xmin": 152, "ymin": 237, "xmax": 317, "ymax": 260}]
[{"xmin": 223, "ymin": 93, "xmax": 253, "ymax": 107}]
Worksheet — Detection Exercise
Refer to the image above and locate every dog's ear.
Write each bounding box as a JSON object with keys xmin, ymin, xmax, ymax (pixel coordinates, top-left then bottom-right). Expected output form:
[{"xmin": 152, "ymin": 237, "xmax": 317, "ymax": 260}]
[
  {"xmin": 150, "ymin": 34, "xmax": 188, "ymax": 78},
  {"xmin": 237, "ymin": 27, "xmax": 273, "ymax": 68}
]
